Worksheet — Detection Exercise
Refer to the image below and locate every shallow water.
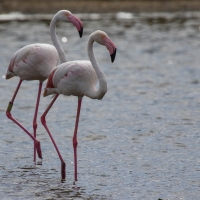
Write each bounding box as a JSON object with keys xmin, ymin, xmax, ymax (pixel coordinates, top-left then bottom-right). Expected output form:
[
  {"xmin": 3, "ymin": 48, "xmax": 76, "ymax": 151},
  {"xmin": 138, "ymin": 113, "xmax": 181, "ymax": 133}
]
[{"xmin": 0, "ymin": 12, "xmax": 200, "ymax": 199}]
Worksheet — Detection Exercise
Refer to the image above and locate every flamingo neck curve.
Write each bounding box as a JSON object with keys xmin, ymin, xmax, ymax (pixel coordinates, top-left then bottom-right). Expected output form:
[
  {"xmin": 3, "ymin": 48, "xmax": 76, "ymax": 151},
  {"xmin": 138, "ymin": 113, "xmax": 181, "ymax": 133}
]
[
  {"xmin": 50, "ymin": 15, "xmax": 67, "ymax": 64},
  {"xmin": 87, "ymin": 37, "xmax": 107, "ymax": 100}
]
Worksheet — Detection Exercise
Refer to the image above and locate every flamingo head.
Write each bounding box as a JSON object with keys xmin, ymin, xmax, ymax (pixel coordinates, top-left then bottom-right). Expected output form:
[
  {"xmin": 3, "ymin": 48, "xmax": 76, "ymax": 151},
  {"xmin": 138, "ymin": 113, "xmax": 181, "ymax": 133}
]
[
  {"xmin": 91, "ymin": 30, "xmax": 117, "ymax": 63},
  {"xmin": 57, "ymin": 10, "xmax": 83, "ymax": 38}
]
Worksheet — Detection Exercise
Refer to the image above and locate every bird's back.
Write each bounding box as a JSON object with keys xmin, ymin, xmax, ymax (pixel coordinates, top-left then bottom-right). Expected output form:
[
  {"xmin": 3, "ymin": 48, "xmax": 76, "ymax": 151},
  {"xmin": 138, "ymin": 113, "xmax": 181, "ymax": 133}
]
[
  {"xmin": 5, "ymin": 43, "xmax": 59, "ymax": 81},
  {"xmin": 44, "ymin": 60, "xmax": 98, "ymax": 97}
]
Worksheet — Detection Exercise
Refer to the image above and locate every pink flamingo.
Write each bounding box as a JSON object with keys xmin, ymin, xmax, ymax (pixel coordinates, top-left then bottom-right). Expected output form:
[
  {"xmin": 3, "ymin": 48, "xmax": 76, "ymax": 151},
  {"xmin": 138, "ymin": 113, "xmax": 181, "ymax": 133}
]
[
  {"xmin": 41, "ymin": 30, "xmax": 117, "ymax": 181},
  {"xmin": 5, "ymin": 10, "xmax": 83, "ymax": 163}
]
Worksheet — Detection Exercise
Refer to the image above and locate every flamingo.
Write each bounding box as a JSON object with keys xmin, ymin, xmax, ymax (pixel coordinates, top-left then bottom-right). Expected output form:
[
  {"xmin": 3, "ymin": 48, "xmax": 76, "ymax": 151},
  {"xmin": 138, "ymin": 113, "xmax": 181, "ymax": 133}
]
[
  {"xmin": 5, "ymin": 10, "xmax": 83, "ymax": 163},
  {"xmin": 40, "ymin": 30, "xmax": 117, "ymax": 181}
]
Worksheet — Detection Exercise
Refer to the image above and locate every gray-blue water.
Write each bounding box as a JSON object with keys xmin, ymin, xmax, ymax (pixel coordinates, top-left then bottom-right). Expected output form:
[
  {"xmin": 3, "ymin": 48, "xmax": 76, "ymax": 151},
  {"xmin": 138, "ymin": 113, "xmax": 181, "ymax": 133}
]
[{"xmin": 0, "ymin": 12, "xmax": 200, "ymax": 199}]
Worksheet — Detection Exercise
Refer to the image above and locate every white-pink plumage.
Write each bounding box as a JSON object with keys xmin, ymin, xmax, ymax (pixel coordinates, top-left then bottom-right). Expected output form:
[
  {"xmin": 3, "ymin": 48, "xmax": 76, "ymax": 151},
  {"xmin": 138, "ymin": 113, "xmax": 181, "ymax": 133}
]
[
  {"xmin": 5, "ymin": 10, "xmax": 83, "ymax": 163},
  {"xmin": 44, "ymin": 60, "xmax": 97, "ymax": 97},
  {"xmin": 41, "ymin": 30, "xmax": 117, "ymax": 181},
  {"xmin": 6, "ymin": 43, "xmax": 59, "ymax": 80}
]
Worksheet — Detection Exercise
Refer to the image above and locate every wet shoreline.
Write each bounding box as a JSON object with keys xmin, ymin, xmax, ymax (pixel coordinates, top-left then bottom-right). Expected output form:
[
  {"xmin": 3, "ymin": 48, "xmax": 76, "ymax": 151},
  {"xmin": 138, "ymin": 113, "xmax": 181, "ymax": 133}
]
[{"xmin": 1, "ymin": 0, "xmax": 200, "ymax": 14}]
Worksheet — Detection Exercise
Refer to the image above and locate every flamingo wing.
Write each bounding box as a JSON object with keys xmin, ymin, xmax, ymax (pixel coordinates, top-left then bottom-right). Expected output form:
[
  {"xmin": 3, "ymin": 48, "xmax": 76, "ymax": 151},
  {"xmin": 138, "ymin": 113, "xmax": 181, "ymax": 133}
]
[
  {"xmin": 44, "ymin": 60, "xmax": 98, "ymax": 97},
  {"xmin": 6, "ymin": 44, "xmax": 59, "ymax": 81}
]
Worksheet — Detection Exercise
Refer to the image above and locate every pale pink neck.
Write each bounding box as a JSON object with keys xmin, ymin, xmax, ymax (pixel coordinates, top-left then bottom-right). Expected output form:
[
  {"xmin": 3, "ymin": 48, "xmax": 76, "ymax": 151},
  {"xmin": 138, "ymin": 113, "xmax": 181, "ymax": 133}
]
[
  {"xmin": 87, "ymin": 37, "xmax": 107, "ymax": 100},
  {"xmin": 50, "ymin": 15, "xmax": 67, "ymax": 64}
]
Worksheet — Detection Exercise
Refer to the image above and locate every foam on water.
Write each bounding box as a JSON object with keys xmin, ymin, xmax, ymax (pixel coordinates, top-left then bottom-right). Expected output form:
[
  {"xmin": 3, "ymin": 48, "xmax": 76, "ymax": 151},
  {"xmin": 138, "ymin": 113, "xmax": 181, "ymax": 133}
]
[{"xmin": 1, "ymin": 11, "xmax": 200, "ymax": 22}]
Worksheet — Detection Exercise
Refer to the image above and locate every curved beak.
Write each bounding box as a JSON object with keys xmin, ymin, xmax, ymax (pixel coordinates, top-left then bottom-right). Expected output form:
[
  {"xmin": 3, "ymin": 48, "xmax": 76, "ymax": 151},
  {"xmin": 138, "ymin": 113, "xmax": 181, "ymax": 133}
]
[
  {"xmin": 111, "ymin": 48, "xmax": 117, "ymax": 63},
  {"xmin": 103, "ymin": 37, "xmax": 117, "ymax": 63},
  {"xmin": 79, "ymin": 26, "xmax": 83, "ymax": 38},
  {"xmin": 69, "ymin": 14, "xmax": 83, "ymax": 38}
]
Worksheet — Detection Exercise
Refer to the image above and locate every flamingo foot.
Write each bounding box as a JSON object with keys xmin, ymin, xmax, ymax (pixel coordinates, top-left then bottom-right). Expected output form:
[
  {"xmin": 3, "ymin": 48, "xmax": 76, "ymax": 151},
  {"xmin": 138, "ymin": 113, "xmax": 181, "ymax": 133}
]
[
  {"xmin": 73, "ymin": 181, "xmax": 76, "ymax": 185},
  {"xmin": 35, "ymin": 141, "xmax": 42, "ymax": 159},
  {"xmin": 61, "ymin": 161, "xmax": 66, "ymax": 181}
]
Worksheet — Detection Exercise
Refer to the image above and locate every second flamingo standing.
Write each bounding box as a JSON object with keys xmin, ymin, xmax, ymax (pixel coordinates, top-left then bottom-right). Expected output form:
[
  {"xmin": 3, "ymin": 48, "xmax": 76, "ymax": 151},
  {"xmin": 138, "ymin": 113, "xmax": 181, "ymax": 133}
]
[{"xmin": 41, "ymin": 30, "xmax": 117, "ymax": 181}]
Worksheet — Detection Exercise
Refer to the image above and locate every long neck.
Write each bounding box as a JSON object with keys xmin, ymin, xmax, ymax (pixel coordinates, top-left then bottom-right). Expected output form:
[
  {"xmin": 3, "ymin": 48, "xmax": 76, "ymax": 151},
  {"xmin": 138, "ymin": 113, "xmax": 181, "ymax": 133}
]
[
  {"xmin": 50, "ymin": 16, "xmax": 67, "ymax": 64},
  {"xmin": 87, "ymin": 37, "xmax": 107, "ymax": 99}
]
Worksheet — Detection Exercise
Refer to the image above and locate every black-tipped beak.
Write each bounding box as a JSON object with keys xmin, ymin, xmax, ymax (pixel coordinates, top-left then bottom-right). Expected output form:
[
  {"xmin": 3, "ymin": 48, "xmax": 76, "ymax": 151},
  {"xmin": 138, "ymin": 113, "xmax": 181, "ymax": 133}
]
[
  {"xmin": 79, "ymin": 27, "xmax": 83, "ymax": 38},
  {"xmin": 110, "ymin": 48, "xmax": 117, "ymax": 63}
]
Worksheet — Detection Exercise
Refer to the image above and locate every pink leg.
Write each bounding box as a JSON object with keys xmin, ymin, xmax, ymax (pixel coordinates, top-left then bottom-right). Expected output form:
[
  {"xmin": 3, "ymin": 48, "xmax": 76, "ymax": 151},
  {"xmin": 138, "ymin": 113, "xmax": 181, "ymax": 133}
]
[
  {"xmin": 6, "ymin": 79, "xmax": 42, "ymax": 159},
  {"xmin": 41, "ymin": 94, "xmax": 66, "ymax": 180},
  {"xmin": 33, "ymin": 81, "xmax": 43, "ymax": 162},
  {"xmin": 73, "ymin": 97, "xmax": 82, "ymax": 182}
]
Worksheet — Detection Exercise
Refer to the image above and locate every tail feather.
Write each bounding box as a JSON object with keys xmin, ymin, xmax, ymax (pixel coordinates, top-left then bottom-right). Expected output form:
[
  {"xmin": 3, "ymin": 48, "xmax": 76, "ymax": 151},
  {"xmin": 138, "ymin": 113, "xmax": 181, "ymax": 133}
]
[
  {"xmin": 5, "ymin": 71, "xmax": 15, "ymax": 79},
  {"xmin": 43, "ymin": 68, "xmax": 57, "ymax": 97},
  {"xmin": 43, "ymin": 88, "xmax": 48, "ymax": 97},
  {"xmin": 46, "ymin": 68, "xmax": 57, "ymax": 89},
  {"xmin": 43, "ymin": 88, "xmax": 57, "ymax": 97},
  {"xmin": 6, "ymin": 56, "xmax": 16, "ymax": 79}
]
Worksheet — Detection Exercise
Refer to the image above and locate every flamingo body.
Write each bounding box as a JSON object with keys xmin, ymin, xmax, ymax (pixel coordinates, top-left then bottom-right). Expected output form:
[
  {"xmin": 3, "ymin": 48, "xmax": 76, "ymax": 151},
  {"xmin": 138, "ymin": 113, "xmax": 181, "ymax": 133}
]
[
  {"xmin": 41, "ymin": 30, "xmax": 117, "ymax": 181},
  {"xmin": 5, "ymin": 10, "xmax": 83, "ymax": 163},
  {"xmin": 6, "ymin": 43, "xmax": 59, "ymax": 81},
  {"xmin": 44, "ymin": 60, "xmax": 98, "ymax": 98}
]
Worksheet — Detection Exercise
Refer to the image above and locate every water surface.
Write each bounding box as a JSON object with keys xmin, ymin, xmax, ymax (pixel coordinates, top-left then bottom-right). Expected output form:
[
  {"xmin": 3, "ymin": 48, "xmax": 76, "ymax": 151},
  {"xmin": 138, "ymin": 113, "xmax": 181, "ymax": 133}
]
[{"xmin": 0, "ymin": 12, "xmax": 200, "ymax": 200}]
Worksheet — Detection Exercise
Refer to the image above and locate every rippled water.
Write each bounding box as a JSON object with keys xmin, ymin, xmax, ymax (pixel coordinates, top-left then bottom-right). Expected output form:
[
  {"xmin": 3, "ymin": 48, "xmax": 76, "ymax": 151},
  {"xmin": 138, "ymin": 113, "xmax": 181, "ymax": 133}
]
[{"xmin": 0, "ymin": 12, "xmax": 200, "ymax": 199}]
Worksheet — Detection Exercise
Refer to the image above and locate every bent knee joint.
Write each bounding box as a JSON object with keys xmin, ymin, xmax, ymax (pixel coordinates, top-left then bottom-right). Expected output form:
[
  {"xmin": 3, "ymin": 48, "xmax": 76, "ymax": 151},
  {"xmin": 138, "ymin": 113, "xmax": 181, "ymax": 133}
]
[
  {"xmin": 33, "ymin": 122, "xmax": 38, "ymax": 129},
  {"xmin": 6, "ymin": 102, "xmax": 13, "ymax": 119},
  {"xmin": 73, "ymin": 138, "xmax": 78, "ymax": 147},
  {"xmin": 40, "ymin": 115, "xmax": 46, "ymax": 125},
  {"xmin": 6, "ymin": 102, "xmax": 13, "ymax": 112}
]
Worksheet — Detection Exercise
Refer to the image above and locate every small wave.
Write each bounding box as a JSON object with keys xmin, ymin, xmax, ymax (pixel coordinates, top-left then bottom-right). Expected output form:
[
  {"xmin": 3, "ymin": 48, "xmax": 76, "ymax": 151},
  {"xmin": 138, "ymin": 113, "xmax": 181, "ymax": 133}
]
[
  {"xmin": 0, "ymin": 12, "xmax": 134, "ymax": 22},
  {"xmin": 0, "ymin": 12, "xmax": 52, "ymax": 22},
  {"xmin": 116, "ymin": 12, "xmax": 134, "ymax": 20}
]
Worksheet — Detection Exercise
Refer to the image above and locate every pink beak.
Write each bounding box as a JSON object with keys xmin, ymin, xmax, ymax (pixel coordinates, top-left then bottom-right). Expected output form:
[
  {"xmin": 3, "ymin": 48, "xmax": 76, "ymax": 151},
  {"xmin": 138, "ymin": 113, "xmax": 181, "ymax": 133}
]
[
  {"xmin": 68, "ymin": 14, "xmax": 83, "ymax": 38},
  {"xmin": 103, "ymin": 37, "xmax": 117, "ymax": 62}
]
